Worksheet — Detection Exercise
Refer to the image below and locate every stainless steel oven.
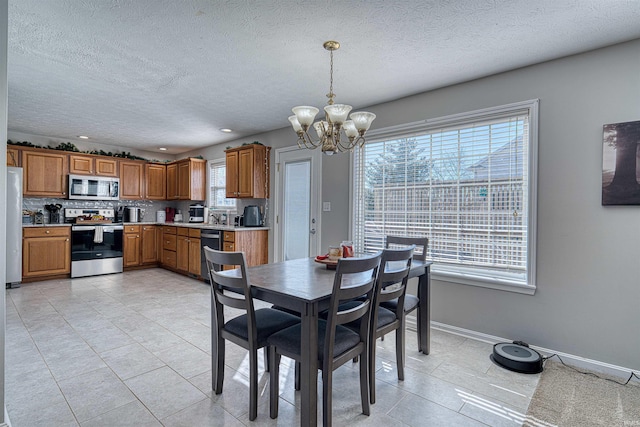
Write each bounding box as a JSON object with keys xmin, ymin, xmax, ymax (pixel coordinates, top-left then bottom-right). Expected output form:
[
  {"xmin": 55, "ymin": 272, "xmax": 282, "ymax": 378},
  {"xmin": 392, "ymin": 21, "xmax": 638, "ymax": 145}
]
[{"xmin": 71, "ymin": 224, "xmax": 124, "ymax": 278}]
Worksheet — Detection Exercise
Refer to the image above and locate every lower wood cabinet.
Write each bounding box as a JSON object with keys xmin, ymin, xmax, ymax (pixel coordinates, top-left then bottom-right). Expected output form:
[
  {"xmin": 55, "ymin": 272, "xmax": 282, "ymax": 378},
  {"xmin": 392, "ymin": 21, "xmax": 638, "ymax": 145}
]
[
  {"xmin": 124, "ymin": 225, "xmax": 158, "ymax": 267},
  {"xmin": 222, "ymin": 229, "xmax": 268, "ymax": 269},
  {"xmin": 22, "ymin": 227, "xmax": 71, "ymax": 279},
  {"xmin": 176, "ymin": 228, "xmax": 201, "ymax": 277},
  {"xmin": 123, "ymin": 226, "xmax": 141, "ymax": 267},
  {"xmin": 161, "ymin": 226, "xmax": 178, "ymax": 269}
]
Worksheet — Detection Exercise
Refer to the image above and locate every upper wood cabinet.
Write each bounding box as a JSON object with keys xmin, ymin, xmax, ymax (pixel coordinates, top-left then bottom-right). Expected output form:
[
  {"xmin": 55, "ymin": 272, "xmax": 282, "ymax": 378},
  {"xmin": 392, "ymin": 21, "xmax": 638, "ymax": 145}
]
[
  {"xmin": 119, "ymin": 160, "xmax": 145, "ymax": 199},
  {"xmin": 167, "ymin": 158, "xmax": 206, "ymax": 201},
  {"xmin": 166, "ymin": 163, "xmax": 178, "ymax": 200},
  {"xmin": 225, "ymin": 144, "xmax": 270, "ymax": 198},
  {"xmin": 69, "ymin": 154, "xmax": 118, "ymax": 177},
  {"xmin": 22, "ymin": 149, "xmax": 69, "ymax": 197},
  {"xmin": 145, "ymin": 163, "xmax": 167, "ymax": 200},
  {"xmin": 7, "ymin": 147, "xmax": 20, "ymax": 166}
]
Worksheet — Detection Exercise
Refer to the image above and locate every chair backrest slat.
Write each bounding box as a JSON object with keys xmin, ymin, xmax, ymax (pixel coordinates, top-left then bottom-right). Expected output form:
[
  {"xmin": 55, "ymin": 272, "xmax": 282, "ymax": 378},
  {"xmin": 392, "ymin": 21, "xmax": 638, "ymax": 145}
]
[
  {"xmin": 386, "ymin": 235, "xmax": 428, "ymax": 261},
  {"xmin": 336, "ymin": 300, "xmax": 370, "ymax": 325}
]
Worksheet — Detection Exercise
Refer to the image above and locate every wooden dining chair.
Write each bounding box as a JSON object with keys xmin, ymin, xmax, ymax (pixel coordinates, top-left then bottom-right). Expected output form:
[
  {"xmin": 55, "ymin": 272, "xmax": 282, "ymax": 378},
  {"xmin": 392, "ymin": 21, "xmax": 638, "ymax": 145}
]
[
  {"xmin": 335, "ymin": 247, "xmax": 414, "ymax": 404},
  {"xmin": 203, "ymin": 247, "xmax": 300, "ymax": 421},
  {"xmin": 267, "ymin": 253, "xmax": 382, "ymax": 426},
  {"xmin": 380, "ymin": 236, "xmax": 428, "ymax": 351}
]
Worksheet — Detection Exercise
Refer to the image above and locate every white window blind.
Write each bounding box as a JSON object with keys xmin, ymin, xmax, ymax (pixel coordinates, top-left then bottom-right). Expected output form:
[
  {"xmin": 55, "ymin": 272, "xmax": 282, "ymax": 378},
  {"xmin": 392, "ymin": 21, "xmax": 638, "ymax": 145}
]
[
  {"xmin": 352, "ymin": 100, "xmax": 538, "ymax": 292},
  {"xmin": 208, "ymin": 159, "xmax": 236, "ymax": 210}
]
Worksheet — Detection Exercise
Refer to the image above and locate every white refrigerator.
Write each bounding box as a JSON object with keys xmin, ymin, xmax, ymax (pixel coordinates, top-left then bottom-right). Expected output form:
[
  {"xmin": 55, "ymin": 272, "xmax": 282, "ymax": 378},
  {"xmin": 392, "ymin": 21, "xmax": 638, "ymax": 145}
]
[{"xmin": 6, "ymin": 167, "xmax": 22, "ymax": 287}]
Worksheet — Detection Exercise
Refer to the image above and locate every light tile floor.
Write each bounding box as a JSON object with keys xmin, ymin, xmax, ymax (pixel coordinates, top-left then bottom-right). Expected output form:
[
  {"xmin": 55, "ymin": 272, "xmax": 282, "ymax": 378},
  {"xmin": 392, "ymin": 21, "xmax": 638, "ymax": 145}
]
[{"xmin": 5, "ymin": 269, "xmax": 540, "ymax": 426}]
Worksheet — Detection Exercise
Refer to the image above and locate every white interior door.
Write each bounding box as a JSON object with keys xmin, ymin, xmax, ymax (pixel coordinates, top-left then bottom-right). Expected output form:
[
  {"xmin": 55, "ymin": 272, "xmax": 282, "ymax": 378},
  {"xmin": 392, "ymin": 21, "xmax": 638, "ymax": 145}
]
[{"xmin": 274, "ymin": 147, "xmax": 321, "ymax": 261}]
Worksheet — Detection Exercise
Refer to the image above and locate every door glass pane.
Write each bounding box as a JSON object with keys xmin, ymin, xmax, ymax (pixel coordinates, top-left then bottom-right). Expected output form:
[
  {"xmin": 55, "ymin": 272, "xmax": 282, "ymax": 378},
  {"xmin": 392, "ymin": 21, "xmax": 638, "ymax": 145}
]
[{"xmin": 283, "ymin": 160, "xmax": 311, "ymax": 260}]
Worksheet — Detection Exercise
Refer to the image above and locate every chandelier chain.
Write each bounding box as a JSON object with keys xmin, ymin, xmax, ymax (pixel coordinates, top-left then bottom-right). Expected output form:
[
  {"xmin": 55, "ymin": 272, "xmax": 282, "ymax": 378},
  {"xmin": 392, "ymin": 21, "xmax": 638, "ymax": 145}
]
[{"xmin": 327, "ymin": 49, "xmax": 335, "ymax": 105}]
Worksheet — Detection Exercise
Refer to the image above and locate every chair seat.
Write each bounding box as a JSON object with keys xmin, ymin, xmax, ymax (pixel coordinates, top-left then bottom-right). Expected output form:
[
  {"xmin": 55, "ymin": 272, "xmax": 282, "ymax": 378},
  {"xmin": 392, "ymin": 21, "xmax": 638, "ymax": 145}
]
[
  {"xmin": 380, "ymin": 294, "xmax": 419, "ymax": 314},
  {"xmin": 267, "ymin": 320, "xmax": 361, "ymax": 361},
  {"xmin": 224, "ymin": 308, "xmax": 300, "ymax": 345}
]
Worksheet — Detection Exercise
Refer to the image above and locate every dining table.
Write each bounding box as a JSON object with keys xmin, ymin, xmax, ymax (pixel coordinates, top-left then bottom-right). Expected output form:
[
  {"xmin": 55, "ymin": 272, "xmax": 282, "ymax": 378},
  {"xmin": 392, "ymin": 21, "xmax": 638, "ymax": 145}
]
[{"xmin": 220, "ymin": 256, "xmax": 432, "ymax": 427}]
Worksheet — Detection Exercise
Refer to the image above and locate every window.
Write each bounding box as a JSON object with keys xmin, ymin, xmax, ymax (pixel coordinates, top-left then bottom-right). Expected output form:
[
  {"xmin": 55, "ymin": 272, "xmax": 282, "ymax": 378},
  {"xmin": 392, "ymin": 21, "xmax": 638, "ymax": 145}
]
[
  {"xmin": 207, "ymin": 159, "xmax": 236, "ymax": 210},
  {"xmin": 352, "ymin": 100, "xmax": 538, "ymax": 293}
]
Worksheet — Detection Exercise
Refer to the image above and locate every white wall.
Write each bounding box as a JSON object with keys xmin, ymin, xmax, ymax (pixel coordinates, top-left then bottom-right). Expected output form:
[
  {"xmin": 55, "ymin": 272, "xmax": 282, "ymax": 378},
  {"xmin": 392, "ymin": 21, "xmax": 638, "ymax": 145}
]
[{"xmin": 186, "ymin": 39, "xmax": 640, "ymax": 370}]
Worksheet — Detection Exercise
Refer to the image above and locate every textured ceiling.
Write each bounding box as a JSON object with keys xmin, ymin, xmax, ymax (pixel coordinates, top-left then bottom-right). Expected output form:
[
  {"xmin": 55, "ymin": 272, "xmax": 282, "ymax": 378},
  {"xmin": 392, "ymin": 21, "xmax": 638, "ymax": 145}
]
[{"xmin": 8, "ymin": 0, "xmax": 640, "ymax": 154}]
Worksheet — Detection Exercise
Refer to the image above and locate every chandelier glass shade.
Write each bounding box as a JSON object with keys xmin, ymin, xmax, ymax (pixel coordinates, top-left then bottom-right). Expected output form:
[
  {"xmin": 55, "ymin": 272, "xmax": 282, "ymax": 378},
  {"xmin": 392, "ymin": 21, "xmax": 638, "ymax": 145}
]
[{"xmin": 289, "ymin": 41, "xmax": 376, "ymax": 155}]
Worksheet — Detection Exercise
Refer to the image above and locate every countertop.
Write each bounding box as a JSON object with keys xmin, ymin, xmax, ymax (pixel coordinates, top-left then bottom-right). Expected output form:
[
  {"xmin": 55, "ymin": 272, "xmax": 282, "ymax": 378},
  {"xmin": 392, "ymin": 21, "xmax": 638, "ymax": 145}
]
[{"xmin": 23, "ymin": 222, "xmax": 270, "ymax": 231}]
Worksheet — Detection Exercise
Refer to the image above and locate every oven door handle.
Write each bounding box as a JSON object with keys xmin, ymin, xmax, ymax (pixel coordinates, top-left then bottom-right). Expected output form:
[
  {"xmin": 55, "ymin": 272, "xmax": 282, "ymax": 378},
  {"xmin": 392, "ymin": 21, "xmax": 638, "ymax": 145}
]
[{"xmin": 72, "ymin": 225, "xmax": 96, "ymax": 231}]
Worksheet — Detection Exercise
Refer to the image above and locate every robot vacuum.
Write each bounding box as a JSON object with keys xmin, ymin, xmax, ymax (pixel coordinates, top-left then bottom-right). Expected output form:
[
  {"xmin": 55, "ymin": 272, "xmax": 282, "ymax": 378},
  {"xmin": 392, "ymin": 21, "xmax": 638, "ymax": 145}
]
[{"xmin": 490, "ymin": 341, "xmax": 543, "ymax": 374}]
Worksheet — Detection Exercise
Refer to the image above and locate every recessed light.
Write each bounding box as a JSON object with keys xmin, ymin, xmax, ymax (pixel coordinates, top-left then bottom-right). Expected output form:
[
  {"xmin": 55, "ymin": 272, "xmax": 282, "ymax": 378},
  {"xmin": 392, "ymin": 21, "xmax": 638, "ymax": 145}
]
[
  {"xmin": 78, "ymin": 135, "xmax": 89, "ymax": 139},
  {"xmin": 159, "ymin": 147, "xmax": 168, "ymax": 151},
  {"xmin": 220, "ymin": 128, "xmax": 233, "ymax": 133}
]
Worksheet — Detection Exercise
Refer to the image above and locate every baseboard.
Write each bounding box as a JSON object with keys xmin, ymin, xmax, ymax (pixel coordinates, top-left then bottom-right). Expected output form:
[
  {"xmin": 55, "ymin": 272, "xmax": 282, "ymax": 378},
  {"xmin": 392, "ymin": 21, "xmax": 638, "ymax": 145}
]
[{"xmin": 418, "ymin": 320, "xmax": 637, "ymax": 381}]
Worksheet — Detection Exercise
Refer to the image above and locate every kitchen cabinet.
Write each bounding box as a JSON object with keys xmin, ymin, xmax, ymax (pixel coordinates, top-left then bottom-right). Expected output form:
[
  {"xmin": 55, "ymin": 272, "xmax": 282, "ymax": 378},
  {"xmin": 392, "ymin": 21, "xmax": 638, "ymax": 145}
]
[
  {"xmin": 69, "ymin": 154, "xmax": 118, "ymax": 177},
  {"xmin": 166, "ymin": 163, "xmax": 178, "ymax": 200},
  {"xmin": 124, "ymin": 224, "xmax": 158, "ymax": 267},
  {"xmin": 167, "ymin": 158, "xmax": 206, "ymax": 201},
  {"xmin": 7, "ymin": 147, "xmax": 20, "ymax": 166},
  {"xmin": 119, "ymin": 160, "xmax": 145, "ymax": 199},
  {"xmin": 22, "ymin": 227, "xmax": 71, "ymax": 279},
  {"xmin": 145, "ymin": 163, "xmax": 166, "ymax": 200},
  {"xmin": 225, "ymin": 144, "xmax": 270, "ymax": 198},
  {"xmin": 161, "ymin": 226, "xmax": 178, "ymax": 269},
  {"xmin": 141, "ymin": 225, "xmax": 158, "ymax": 264},
  {"xmin": 222, "ymin": 229, "xmax": 268, "ymax": 269},
  {"xmin": 123, "ymin": 225, "xmax": 141, "ymax": 267},
  {"xmin": 22, "ymin": 149, "xmax": 69, "ymax": 197},
  {"xmin": 177, "ymin": 228, "xmax": 201, "ymax": 277}
]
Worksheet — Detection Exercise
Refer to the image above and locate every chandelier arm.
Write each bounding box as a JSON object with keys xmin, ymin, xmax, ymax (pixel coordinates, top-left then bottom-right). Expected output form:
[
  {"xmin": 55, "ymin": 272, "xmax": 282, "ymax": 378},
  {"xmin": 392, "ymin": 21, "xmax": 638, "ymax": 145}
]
[{"xmin": 301, "ymin": 131, "xmax": 322, "ymax": 149}]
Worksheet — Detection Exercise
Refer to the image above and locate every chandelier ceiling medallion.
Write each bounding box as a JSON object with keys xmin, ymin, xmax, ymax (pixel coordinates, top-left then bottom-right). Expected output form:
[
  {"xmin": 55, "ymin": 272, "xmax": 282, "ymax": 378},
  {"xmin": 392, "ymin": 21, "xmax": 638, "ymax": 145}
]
[{"xmin": 289, "ymin": 41, "xmax": 376, "ymax": 155}]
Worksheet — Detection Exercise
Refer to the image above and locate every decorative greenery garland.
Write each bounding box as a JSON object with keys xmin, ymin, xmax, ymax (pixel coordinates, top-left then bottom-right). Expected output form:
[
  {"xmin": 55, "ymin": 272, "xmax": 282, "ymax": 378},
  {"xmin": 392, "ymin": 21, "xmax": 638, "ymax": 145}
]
[{"xmin": 5, "ymin": 140, "xmax": 203, "ymax": 162}]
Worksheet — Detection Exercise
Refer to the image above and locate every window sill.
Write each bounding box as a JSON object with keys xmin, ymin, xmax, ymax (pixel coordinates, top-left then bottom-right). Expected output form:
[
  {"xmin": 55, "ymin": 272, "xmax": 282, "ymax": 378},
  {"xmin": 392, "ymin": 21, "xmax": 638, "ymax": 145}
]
[{"xmin": 431, "ymin": 266, "xmax": 536, "ymax": 295}]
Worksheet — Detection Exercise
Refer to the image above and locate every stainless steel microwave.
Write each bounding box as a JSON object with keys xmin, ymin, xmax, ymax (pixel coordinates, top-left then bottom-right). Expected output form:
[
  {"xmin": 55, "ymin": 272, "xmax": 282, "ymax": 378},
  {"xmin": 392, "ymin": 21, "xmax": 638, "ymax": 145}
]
[{"xmin": 68, "ymin": 174, "xmax": 120, "ymax": 200}]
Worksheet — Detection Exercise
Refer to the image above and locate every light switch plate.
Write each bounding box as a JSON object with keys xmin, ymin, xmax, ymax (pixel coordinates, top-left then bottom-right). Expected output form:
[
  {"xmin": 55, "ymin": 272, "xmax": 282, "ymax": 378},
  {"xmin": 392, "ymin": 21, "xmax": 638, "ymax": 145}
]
[{"xmin": 323, "ymin": 202, "xmax": 331, "ymax": 212}]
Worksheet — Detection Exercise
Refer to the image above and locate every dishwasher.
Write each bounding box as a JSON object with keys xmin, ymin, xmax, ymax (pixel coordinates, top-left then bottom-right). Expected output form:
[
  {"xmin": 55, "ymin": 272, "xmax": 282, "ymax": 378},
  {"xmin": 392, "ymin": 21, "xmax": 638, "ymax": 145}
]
[{"xmin": 200, "ymin": 230, "xmax": 221, "ymax": 283}]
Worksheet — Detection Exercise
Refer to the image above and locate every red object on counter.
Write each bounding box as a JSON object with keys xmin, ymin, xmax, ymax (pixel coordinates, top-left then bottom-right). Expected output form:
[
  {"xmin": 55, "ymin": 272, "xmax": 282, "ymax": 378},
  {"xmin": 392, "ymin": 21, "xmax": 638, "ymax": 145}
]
[{"xmin": 165, "ymin": 207, "xmax": 175, "ymax": 222}]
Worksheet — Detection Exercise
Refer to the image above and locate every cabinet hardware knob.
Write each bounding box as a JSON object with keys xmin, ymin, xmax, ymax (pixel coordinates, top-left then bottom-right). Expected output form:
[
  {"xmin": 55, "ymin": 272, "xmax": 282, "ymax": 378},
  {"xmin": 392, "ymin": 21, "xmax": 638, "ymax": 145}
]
[
  {"xmin": 46, "ymin": 230, "xmax": 50, "ymax": 234},
  {"xmin": 66, "ymin": 238, "xmax": 69, "ymax": 241}
]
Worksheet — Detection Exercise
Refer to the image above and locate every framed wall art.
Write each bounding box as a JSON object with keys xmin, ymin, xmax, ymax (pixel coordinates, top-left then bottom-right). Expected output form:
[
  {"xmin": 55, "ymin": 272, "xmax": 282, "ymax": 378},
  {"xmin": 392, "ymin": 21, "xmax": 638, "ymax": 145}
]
[{"xmin": 602, "ymin": 120, "xmax": 640, "ymax": 205}]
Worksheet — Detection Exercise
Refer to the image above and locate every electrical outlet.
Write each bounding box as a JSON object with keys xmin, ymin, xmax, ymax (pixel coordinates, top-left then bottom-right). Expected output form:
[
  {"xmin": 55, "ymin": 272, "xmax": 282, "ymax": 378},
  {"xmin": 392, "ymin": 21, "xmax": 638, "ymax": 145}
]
[{"xmin": 323, "ymin": 202, "xmax": 331, "ymax": 212}]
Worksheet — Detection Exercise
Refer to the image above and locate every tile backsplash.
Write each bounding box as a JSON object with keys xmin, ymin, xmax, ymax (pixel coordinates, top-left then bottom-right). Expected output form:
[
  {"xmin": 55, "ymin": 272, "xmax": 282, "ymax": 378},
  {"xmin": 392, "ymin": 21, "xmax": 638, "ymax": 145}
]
[
  {"xmin": 23, "ymin": 197, "xmax": 270, "ymax": 225},
  {"xmin": 23, "ymin": 198, "xmax": 174, "ymax": 223}
]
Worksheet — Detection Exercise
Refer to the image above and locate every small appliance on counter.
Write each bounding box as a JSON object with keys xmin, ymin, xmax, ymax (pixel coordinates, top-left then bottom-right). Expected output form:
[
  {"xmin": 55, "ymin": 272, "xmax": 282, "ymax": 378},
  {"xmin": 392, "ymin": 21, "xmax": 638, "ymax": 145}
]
[
  {"xmin": 156, "ymin": 210, "xmax": 166, "ymax": 223},
  {"xmin": 174, "ymin": 210, "xmax": 183, "ymax": 223},
  {"xmin": 243, "ymin": 205, "xmax": 263, "ymax": 227},
  {"xmin": 124, "ymin": 207, "xmax": 145, "ymax": 223},
  {"xmin": 165, "ymin": 207, "xmax": 175, "ymax": 222},
  {"xmin": 234, "ymin": 215, "xmax": 243, "ymax": 227},
  {"xmin": 189, "ymin": 204, "xmax": 205, "ymax": 223},
  {"xmin": 44, "ymin": 203, "xmax": 63, "ymax": 224}
]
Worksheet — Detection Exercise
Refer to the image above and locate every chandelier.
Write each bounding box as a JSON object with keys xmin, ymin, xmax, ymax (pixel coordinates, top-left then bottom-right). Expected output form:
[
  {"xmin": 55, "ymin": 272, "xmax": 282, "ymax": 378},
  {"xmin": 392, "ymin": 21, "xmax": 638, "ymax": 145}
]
[{"xmin": 288, "ymin": 41, "xmax": 376, "ymax": 155}]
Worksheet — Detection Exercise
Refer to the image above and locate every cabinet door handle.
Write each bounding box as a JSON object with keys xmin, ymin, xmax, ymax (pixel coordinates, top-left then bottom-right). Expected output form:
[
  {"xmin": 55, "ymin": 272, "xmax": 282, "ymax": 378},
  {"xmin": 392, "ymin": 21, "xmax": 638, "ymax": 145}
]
[
  {"xmin": 66, "ymin": 238, "xmax": 69, "ymax": 241},
  {"xmin": 45, "ymin": 230, "xmax": 50, "ymax": 234},
  {"xmin": 137, "ymin": 235, "xmax": 139, "ymax": 238}
]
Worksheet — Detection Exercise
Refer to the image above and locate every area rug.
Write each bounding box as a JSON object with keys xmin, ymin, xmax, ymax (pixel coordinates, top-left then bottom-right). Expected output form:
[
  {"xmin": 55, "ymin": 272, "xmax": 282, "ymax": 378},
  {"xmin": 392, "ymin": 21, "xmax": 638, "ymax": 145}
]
[{"xmin": 523, "ymin": 360, "xmax": 640, "ymax": 426}]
